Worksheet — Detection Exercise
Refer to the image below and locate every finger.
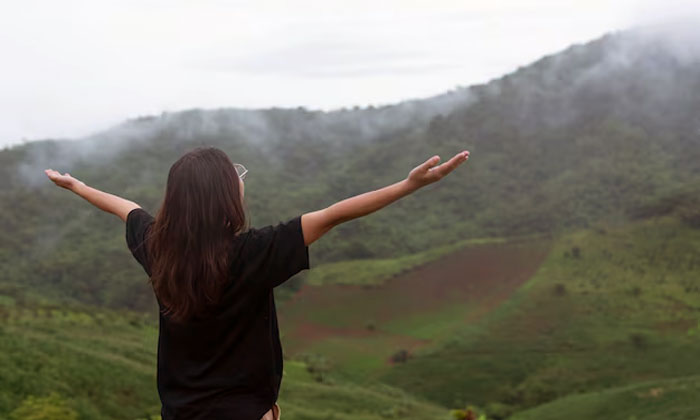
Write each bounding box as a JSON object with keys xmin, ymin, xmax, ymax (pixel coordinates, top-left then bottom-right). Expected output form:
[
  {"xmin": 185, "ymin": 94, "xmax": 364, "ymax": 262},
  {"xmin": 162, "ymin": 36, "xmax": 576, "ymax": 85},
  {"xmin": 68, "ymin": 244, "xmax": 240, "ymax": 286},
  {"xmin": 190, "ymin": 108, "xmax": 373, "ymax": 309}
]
[
  {"xmin": 419, "ymin": 155, "xmax": 441, "ymax": 172},
  {"xmin": 45, "ymin": 170, "xmax": 61, "ymax": 181},
  {"xmin": 431, "ymin": 150, "xmax": 469, "ymax": 177},
  {"xmin": 431, "ymin": 152, "xmax": 462, "ymax": 173}
]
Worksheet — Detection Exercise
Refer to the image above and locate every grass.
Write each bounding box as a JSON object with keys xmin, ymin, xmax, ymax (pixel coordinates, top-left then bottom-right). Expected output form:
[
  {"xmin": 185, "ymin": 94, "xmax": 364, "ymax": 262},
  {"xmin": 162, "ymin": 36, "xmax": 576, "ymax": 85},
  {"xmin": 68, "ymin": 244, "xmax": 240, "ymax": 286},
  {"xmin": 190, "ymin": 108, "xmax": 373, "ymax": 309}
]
[
  {"xmin": 279, "ymin": 361, "xmax": 449, "ymax": 420},
  {"xmin": 0, "ymin": 304, "xmax": 161, "ymax": 419},
  {"xmin": 3, "ymin": 217, "xmax": 700, "ymax": 419},
  {"xmin": 510, "ymin": 374, "xmax": 700, "ymax": 420},
  {"xmin": 380, "ymin": 217, "xmax": 700, "ymax": 414},
  {"xmin": 0, "ymin": 303, "xmax": 451, "ymax": 420},
  {"xmin": 278, "ymin": 237, "xmax": 551, "ymax": 388}
]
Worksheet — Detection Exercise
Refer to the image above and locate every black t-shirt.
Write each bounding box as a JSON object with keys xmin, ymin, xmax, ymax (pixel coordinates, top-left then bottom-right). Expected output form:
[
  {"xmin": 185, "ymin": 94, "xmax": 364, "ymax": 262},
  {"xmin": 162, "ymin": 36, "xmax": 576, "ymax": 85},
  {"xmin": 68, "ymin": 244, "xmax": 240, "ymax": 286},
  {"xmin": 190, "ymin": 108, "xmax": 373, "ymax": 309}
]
[{"xmin": 125, "ymin": 208, "xmax": 309, "ymax": 420}]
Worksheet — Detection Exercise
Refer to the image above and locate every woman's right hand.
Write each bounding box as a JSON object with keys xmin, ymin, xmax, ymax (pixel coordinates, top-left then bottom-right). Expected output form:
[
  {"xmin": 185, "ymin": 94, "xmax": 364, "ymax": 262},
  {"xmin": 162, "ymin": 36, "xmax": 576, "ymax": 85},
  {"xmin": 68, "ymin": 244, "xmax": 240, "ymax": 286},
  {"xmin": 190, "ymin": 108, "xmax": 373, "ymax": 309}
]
[{"xmin": 406, "ymin": 150, "xmax": 469, "ymax": 190}]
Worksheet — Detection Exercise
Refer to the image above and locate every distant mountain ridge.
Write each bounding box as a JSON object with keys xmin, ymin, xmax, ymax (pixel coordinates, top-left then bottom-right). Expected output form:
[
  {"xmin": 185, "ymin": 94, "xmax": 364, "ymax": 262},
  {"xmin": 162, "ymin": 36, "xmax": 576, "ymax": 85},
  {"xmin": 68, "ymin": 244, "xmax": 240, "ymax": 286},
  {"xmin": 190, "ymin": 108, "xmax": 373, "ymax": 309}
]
[{"xmin": 1, "ymin": 27, "xmax": 699, "ymax": 311}]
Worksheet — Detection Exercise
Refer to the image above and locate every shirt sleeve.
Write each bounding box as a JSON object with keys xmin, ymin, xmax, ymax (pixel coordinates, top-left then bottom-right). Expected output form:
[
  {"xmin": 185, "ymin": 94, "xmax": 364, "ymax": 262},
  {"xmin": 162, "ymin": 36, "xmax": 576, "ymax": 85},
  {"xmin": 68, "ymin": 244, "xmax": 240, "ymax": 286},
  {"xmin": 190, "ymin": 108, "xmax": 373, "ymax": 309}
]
[
  {"xmin": 248, "ymin": 215, "xmax": 310, "ymax": 289},
  {"xmin": 125, "ymin": 207, "xmax": 155, "ymax": 276}
]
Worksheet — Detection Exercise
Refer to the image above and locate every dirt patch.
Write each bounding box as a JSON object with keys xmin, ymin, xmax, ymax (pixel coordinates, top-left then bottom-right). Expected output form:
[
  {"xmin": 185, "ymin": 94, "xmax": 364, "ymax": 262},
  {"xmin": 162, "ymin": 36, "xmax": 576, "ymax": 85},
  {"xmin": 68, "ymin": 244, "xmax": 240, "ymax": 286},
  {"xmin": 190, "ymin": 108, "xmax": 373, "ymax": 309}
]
[
  {"xmin": 654, "ymin": 319, "xmax": 698, "ymax": 334},
  {"xmin": 283, "ymin": 321, "xmax": 431, "ymax": 356},
  {"xmin": 278, "ymin": 238, "xmax": 551, "ymax": 358}
]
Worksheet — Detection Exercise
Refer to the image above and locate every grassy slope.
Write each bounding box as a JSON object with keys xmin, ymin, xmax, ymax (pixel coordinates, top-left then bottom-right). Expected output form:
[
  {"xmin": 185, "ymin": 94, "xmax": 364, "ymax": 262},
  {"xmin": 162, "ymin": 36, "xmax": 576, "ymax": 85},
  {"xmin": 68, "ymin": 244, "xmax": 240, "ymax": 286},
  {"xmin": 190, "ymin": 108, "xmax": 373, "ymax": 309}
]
[
  {"xmin": 379, "ymin": 217, "xmax": 700, "ymax": 415},
  {"xmin": 3, "ymin": 218, "xmax": 699, "ymax": 419},
  {"xmin": 510, "ymin": 374, "xmax": 700, "ymax": 420},
  {"xmin": 0, "ymin": 304, "xmax": 161, "ymax": 419},
  {"xmin": 279, "ymin": 361, "xmax": 448, "ymax": 420},
  {"xmin": 278, "ymin": 238, "xmax": 552, "ymax": 384},
  {"xmin": 0, "ymin": 303, "xmax": 448, "ymax": 420}
]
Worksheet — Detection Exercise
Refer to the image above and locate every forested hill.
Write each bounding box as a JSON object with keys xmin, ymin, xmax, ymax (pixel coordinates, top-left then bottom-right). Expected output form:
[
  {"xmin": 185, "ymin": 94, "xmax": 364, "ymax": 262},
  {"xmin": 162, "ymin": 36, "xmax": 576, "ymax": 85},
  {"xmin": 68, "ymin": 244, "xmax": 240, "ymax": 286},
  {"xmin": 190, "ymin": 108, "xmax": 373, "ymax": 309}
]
[{"xmin": 1, "ymin": 27, "xmax": 699, "ymax": 312}]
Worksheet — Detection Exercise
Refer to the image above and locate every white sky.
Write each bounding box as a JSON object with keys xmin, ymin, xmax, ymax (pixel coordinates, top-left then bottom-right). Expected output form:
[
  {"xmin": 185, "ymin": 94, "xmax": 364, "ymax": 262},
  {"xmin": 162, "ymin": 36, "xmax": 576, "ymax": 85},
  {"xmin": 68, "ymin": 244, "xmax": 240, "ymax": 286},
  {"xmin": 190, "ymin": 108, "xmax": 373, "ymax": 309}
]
[{"xmin": 0, "ymin": 0, "xmax": 696, "ymax": 148}]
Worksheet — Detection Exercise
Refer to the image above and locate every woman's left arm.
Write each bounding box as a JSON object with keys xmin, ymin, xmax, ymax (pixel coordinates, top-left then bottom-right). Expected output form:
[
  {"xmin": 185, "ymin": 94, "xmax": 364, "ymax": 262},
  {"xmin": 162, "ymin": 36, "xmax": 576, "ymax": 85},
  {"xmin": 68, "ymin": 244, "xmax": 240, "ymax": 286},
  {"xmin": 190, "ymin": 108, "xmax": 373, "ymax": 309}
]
[{"xmin": 44, "ymin": 169, "xmax": 141, "ymax": 222}]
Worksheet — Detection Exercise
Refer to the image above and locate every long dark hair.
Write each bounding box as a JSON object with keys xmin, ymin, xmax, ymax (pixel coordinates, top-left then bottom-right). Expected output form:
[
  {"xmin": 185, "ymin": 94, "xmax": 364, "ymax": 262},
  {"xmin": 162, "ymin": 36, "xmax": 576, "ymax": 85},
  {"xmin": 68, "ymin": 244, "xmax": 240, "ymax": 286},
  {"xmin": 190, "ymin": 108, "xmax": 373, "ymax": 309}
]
[{"xmin": 147, "ymin": 146, "xmax": 248, "ymax": 323}]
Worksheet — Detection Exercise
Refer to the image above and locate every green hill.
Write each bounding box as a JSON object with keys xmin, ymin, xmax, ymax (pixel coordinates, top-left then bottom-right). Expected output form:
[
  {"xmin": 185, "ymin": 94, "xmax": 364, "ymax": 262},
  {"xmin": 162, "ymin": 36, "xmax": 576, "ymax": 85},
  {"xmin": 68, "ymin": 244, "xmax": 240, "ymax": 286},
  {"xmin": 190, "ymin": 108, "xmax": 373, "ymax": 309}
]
[
  {"xmin": 0, "ymin": 302, "xmax": 448, "ymax": 420},
  {"xmin": 2, "ymin": 26, "xmax": 700, "ymax": 420},
  {"xmin": 379, "ymin": 217, "xmax": 700, "ymax": 417},
  {"xmin": 510, "ymin": 374, "xmax": 700, "ymax": 420},
  {"xmin": 2, "ymin": 28, "xmax": 700, "ymax": 312},
  {"xmin": 3, "ymin": 215, "xmax": 699, "ymax": 419},
  {"xmin": 0, "ymin": 303, "xmax": 161, "ymax": 418}
]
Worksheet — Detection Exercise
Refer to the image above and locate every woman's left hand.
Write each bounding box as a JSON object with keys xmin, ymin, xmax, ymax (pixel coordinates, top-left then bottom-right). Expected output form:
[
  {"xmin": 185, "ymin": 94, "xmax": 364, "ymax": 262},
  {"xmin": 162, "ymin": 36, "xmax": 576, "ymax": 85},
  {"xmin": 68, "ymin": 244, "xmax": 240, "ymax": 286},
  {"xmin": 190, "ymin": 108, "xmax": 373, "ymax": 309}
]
[{"xmin": 44, "ymin": 169, "xmax": 85, "ymax": 191}]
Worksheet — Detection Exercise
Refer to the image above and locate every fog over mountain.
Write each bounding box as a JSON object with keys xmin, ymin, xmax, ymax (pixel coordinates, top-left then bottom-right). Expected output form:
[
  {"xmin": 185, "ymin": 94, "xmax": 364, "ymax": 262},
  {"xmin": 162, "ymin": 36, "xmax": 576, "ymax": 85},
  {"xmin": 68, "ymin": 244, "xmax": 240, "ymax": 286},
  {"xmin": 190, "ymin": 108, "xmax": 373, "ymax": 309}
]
[
  {"xmin": 2, "ymin": 25, "xmax": 700, "ymax": 311},
  {"xmin": 9, "ymin": 23, "xmax": 700, "ymax": 184}
]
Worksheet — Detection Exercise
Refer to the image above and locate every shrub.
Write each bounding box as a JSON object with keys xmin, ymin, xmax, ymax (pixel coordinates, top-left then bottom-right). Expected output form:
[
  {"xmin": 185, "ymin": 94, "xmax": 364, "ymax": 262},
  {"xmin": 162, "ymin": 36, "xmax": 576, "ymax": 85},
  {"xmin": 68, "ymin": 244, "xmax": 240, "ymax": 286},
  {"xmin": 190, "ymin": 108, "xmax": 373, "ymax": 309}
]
[
  {"xmin": 296, "ymin": 353, "xmax": 331, "ymax": 383},
  {"xmin": 629, "ymin": 332, "xmax": 649, "ymax": 350},
  {"xmin": 390, "ymin": 349, "xmax": 410, "ymax": 364},
  {"xmin": 571, "ymin": 246, "xmax": 581, "ymax": 258},
  {"xmin": 450, "ymin": 407, "xmax": 487, "ymax": 420},
  {"xmin": 552, "ymin": 283, "xmax": 567, "ymax": 297},
  {"xmin": 9, "ymin": 392, "xmax": 78, "ymax": 420}
]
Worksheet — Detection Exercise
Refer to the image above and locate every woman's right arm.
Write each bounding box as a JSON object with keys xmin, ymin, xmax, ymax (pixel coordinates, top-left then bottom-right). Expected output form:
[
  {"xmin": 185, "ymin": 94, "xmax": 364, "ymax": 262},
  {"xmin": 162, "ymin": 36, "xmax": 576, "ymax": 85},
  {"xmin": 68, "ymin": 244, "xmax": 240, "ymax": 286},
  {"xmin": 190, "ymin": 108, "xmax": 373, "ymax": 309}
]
[
  {"xmin": 45, "ymin": 169, "xmax": 141, "ymax": 222},
  {"xmin": 300, "ymin": 150, "xmax": 469, "ymax": 246}
]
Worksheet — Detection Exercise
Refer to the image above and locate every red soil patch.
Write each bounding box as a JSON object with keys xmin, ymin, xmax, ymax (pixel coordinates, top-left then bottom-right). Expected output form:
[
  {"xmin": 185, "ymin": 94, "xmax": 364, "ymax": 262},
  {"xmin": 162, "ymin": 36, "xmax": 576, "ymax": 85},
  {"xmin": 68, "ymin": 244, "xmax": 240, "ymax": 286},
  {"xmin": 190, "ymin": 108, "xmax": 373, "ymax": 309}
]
[
  {"xmin": 278, "ymin": 238, "xmax": 551, "ymax": 356},
  {"xmin": 654, "ymin": 319, "xmax": 697, "ymax": 334},
  {"xmin": 285, "ymin": 321, "xmax": 431, "ymax": 356}
]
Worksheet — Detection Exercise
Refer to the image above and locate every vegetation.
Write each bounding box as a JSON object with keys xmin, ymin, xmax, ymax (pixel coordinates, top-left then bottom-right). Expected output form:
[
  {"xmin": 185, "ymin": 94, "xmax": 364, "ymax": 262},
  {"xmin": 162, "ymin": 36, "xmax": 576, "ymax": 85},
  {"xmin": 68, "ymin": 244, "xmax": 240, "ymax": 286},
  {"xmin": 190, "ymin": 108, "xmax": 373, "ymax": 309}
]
[
  {"xmin": 278, "ymin": 361, "xmax": 449, "ymax": 420},
  {"xmin": 0, "ymin": 303, "xmax": 160, "ymax": 419},
  {"xmin": 2, "ymin": 30, "xmax": 700, "ymax": 313},
  {"xmin": 381, "ymin": 217, "xmax": 700, "ymax": 415},
  {"xmin": 2, "ymin": 28, "xmax": 700, "ymax": 419},
  {"xmin": 9, "ymin": 392, "xmax": 79, "ymax": 420},
  {"xmin": 510, "ymin": 375, "xmax": 700, "ymax": 420},
  {"xmin": 0, "ymin": 302, "xmax": 451, "ymax": 420}
]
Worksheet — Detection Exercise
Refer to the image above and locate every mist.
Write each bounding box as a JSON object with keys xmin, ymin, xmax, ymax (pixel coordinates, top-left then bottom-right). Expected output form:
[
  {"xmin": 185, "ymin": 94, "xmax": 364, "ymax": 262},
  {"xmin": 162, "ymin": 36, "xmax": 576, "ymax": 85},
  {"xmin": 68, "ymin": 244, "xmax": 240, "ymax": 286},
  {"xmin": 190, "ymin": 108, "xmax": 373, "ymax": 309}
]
[
  {"xmin": 1, "ymin": 1, "xmax": 644, "ymax": 149},
  {"xmin": 8, "ymin": 19, "xmax": 700, "ymax": 191}
]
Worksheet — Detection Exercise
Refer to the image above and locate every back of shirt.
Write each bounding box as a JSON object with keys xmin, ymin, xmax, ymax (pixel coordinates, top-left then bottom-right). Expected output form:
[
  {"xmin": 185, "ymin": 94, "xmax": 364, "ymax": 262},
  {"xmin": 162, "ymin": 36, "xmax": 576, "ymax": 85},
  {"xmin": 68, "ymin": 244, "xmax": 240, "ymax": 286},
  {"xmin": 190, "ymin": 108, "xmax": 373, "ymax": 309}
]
[{"xmin": 125, "ymin": 208, "xmax": 309, "ymax": 420}]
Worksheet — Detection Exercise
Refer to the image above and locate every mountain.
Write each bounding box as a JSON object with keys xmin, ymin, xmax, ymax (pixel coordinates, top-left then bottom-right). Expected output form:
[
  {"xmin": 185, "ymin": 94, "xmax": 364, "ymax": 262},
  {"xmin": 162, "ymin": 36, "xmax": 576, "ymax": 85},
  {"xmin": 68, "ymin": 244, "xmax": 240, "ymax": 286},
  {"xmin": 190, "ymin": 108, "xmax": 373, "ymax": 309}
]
[
  {"xmin": 3, "ymin": 25, "xmax": 700, "ymax": 420},
  {"xmin": 1, "ymin": 26, "xmax": 699, "ymax": 313}
]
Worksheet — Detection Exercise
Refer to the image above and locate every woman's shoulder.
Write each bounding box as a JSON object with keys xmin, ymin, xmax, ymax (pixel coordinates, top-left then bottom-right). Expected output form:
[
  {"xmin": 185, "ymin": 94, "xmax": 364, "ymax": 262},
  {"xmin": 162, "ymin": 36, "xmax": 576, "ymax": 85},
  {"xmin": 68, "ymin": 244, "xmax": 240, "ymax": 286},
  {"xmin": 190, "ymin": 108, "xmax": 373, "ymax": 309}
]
[{"xmin": 127, "ymin": 207, "xmax": 155, "ymax": 228}]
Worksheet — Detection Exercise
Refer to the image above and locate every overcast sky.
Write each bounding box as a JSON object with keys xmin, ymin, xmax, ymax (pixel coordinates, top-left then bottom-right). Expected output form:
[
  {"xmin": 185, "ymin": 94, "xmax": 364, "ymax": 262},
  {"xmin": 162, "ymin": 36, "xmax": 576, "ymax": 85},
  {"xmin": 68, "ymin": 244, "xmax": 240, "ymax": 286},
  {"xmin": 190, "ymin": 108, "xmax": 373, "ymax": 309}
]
[{"xmin": 0, "ymin": 0, "xmax": 696, "ymax": 148}]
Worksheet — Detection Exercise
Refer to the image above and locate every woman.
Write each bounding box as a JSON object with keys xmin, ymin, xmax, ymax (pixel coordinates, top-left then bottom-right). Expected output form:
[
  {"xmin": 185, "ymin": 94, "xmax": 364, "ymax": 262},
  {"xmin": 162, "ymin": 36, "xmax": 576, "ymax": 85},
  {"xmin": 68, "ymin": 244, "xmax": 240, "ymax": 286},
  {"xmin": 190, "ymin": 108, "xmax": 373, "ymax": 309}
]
[{"xmin": 44, "ymin": 146, "xmax": 469, "ymax": 420}]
